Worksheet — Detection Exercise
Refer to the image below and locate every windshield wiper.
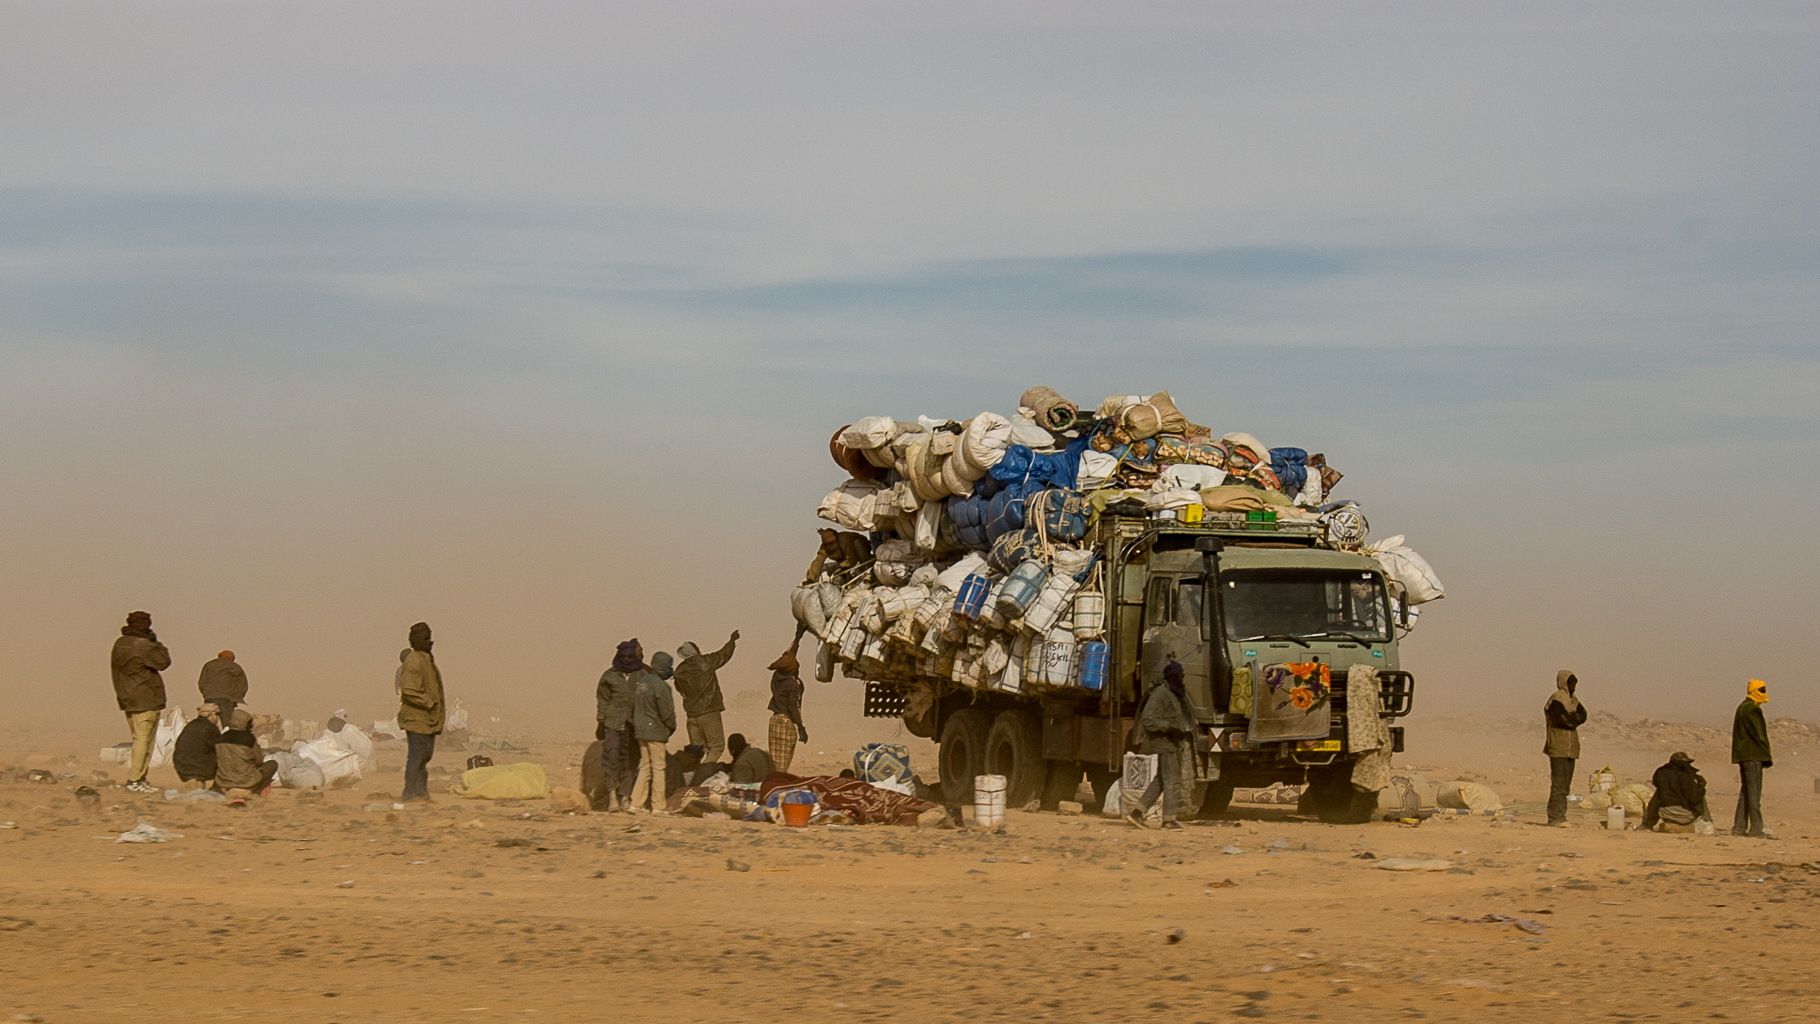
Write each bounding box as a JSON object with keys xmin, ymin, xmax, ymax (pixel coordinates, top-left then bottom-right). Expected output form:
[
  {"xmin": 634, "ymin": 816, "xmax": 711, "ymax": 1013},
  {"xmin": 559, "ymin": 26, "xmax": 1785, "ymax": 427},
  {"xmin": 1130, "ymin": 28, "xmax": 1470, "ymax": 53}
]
[
  {"xmin": 1306, "ymin": 632, "xmax": 1378, "ymax": 646},
  {"xmin": 1239, "ymin": 634, "xmax": 1311, "ymax": 648}
]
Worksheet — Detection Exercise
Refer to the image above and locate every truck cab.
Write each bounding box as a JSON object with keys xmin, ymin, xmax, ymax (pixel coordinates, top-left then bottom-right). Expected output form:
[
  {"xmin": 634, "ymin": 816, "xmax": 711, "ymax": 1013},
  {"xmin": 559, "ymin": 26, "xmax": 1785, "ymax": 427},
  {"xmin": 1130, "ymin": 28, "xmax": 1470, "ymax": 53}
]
[{"xmin": 894, "ymin": 512, "xmax": 1416, "ymax": 825}]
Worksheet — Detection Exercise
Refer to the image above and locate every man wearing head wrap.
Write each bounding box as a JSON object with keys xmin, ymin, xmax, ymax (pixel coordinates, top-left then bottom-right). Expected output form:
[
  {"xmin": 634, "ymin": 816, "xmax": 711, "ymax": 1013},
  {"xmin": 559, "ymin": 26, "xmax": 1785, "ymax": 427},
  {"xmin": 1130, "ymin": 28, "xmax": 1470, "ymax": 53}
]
[
  {"xmin": 215, "ymin": 709, "xmax": 278, "ymax": 797},
  {"xmin": 1731, "ymin": 679, "xmax": 1773, "ymax": 838},
  {"xmin": 725, "ymin": 732, "xmax": 775, "ymax": 785},
  {"xmin": 1543, "ymin": 671, "xmax": 1587, "ymax": 827},
  {"xmin": 110, "ymin": 610, "xmax": 172, "ymax": 794},
  {"xmin": 397, "ymin": 621, "xmax": 445, "ymax": 803},
  {"xmin": 173, "ymin": 704, "xmax": 223, "ymax": 790},
  {"xmin": 673, "ymin": 631, "xmax": 738, "ymax": 766},
  {"xmin": 627, "ymin": 651, "xmax": 678, "ymax": 814},
  {"xmin": 767, "ymin": 648, "xmax": 808, "ymax": 774},
  {"xmin": 594, "ymin": 639, "xmax": 647, "ymax": 812},
  {"xmin": 197, "ymin": 650, "xmax": 249, "ymax": 722},
  {"xmin": 1641, "ymin": 752, "xmax": 1710, "ymax": 833},
  {"xmin": 1129, "ymin": 661, "xmax": 1195, "ymax": 830}
]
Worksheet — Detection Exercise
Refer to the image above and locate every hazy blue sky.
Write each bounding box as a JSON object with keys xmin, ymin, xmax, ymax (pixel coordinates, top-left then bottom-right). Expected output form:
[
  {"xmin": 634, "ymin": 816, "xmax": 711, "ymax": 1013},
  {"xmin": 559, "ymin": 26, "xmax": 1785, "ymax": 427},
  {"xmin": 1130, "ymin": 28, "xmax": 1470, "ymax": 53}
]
[{"xmin": 2, "ymin": 2, "xmax": 1815, "ymax": 734}]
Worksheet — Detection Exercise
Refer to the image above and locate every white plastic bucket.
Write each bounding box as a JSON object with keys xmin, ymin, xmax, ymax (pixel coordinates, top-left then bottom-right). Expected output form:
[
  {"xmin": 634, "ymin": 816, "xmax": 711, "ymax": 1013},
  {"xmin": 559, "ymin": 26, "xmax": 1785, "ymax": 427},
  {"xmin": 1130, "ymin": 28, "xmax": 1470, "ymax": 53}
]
[
  {"xmin": 975, "ymin": 774, "xmax": 1007, "ymax": 827},
  {"xmin": 1072, "ymin": 592, "xmax": 1105, "ymax": 638}
]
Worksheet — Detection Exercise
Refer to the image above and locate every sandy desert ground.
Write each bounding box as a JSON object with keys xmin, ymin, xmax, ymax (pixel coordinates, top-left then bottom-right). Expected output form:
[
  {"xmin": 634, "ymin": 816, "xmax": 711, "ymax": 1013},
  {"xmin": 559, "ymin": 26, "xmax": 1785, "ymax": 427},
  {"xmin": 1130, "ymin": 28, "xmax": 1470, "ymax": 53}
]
[{"xmin": 3, "ymin": 711, "xmax": 1818, "ymax": 1024}]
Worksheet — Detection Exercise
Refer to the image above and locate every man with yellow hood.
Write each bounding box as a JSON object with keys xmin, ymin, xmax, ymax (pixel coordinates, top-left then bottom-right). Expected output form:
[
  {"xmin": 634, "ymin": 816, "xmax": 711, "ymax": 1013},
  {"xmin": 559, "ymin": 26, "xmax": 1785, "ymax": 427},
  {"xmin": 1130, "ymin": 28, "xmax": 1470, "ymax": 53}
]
[
  {"xmin": 1543, "ymin": 670, "xmax": 1586, "ymax": 827},
  {"xmin": 1731, "ymin": 679, "xmax": 1773, "ymax": 838}
]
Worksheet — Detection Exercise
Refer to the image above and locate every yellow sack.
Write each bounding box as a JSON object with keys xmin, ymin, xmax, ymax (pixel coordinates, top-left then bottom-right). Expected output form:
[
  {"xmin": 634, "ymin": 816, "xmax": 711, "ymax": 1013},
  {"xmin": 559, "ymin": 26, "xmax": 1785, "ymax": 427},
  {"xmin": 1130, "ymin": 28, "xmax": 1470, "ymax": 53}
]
[
  {"xmin": 450, "ymin": 762, "xmax": 549, "ymax": 800},
  {"xmin": 1229, "ymin": 665, "xmax": 1254, "ymax": 717}
]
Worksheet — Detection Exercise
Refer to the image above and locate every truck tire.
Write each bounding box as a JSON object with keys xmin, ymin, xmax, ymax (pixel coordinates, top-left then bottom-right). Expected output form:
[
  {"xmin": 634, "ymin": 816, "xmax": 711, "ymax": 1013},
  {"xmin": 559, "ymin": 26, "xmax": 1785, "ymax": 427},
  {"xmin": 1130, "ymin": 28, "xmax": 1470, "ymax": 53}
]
[
  {"xmin": 1305, "ymin": 763, "xmax": 1379, "ymax": 825},
  {"xmin": 1040, "ymin": 760, "xmax": 1084, "ymax": 812},
  {"xmin": 984, "ymin": 710, "xmax": 1044, "ymax": 808},
  {"xmin": 1317, "ymin": 784, "xmax": 1379, "ymax": 825},
  {"xmin": 938, "ymin": 708, "xmax": 993, "ymax": 804},
  {"xmin": 1196, "ymin": 779, "xmax": 1235, "ymax": 819}
]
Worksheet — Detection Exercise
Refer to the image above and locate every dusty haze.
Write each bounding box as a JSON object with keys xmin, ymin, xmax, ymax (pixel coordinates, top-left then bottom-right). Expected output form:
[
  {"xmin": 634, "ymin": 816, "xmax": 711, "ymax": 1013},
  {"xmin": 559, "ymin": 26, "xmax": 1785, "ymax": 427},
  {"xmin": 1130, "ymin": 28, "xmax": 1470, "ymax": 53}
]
[{"xmin": 2, "ymin": 2, "xmax": 1816, "ymax": 742}]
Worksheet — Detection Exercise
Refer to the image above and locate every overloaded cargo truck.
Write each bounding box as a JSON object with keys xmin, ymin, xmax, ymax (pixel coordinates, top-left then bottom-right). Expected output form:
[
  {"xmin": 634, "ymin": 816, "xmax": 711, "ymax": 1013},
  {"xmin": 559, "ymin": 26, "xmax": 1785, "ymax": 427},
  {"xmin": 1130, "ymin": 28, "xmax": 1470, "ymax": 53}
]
[
  {"xmin": 834, "ymin": 510, "xmax": 1418, "ymax": 824},
  {"xmin": 802, "ymin": 399, "xmax": 1439, "ymax": 825}
]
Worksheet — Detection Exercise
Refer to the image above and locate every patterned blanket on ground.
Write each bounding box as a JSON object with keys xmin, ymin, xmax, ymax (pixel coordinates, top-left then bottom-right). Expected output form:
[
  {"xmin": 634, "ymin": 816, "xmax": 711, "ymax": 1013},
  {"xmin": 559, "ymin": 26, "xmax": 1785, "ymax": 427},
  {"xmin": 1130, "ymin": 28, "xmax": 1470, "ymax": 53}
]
[{"xmin": 757, "ymin": 773, "xmax": 938, "ymax": 827}]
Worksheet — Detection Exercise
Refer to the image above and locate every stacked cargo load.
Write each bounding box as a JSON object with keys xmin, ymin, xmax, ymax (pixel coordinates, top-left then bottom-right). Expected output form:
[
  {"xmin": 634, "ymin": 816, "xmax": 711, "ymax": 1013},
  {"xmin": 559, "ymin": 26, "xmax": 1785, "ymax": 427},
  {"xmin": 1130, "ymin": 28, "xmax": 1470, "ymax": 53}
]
[{"xmin": 793, "ymin": 387, "xmax": 1443, "ymax": 699}]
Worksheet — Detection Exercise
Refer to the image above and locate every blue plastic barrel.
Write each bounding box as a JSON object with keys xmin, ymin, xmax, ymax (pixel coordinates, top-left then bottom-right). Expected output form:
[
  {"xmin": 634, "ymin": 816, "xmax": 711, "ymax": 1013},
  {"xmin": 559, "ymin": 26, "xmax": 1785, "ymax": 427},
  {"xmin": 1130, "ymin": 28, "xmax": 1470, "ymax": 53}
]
[
  {"xmin": 954, "ymin": 573, "xmax": 991, "ymax": 619},
  {"xmin": 1077, "ymin": 640, "xmax": 1110, "ymax": 691}
]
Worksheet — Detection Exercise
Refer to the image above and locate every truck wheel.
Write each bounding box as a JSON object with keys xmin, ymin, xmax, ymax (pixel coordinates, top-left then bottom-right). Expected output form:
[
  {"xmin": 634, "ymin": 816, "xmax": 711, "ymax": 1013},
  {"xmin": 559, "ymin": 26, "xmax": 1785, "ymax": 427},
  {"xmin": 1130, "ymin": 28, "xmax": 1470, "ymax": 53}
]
[
  {"xmin": 984, "ymin": 710, "xmax": 1044, "ymax": 808},
  {"xmin": 1319, "ymin": 786, "xmax": 1380, "ymax": 825},
  {"xmin": 1040, "ymin": 760, "xmax": 1084, "ymax": 812},
  {"xmin": 938, "ymin": 708, "xmax": 992, "ymax": 804},
  {"xmin": 1197, "ymin": 779, "xmax": 1235, "ymax": 819},
  {"xmin": 1307, "ymin": 763, "xmax": 1379, "ymax": 825}
]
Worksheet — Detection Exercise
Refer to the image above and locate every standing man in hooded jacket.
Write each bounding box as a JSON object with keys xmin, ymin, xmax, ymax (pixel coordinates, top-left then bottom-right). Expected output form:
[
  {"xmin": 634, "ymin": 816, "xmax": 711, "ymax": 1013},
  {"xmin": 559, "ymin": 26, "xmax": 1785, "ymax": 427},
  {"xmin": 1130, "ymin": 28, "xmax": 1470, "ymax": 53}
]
[
  {"xmin": 673, "ymin": 631, "xmax": 738, "ymax": 766},
  {"xmin": 111, "ymin": 610, "xmax": 172, "ymax": 794},
  {"xmin": 627, "ymin": 651, "xmax": 678, "ymax": 814},
  {"xmin": 595, "ymin": 639, "xmax": 645, "ymax": 813},
  {"xmin": 197, "ymin": 650, "xmax": 249, "ymax": 721},
  {"xmin": 397, "ymin": 621, "xmax": 445, "ymax": 803},
  {"xmin": 1130, "ymin": 660, "xmax": 1195, "ymax": 830},
  {"xmin": 1544, "ymin": 670, "xmax": 1587, "ymax": 827},
  {"xmin": 1732, "ymin": 678, "xmax": 1773, "ymax": 838}
]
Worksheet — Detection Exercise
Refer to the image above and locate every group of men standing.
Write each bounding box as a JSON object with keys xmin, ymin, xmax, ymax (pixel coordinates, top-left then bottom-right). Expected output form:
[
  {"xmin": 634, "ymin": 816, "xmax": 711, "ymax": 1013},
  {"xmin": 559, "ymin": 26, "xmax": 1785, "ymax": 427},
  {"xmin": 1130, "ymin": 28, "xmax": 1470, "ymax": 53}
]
[
  {"xmin": 109, "ymin": 610, "xmax": 447, "ymax": 803},
  {"xmin": 590, "ymin": 632, "xmax": 808, "ymax": 813},
  {"xmin": 1544, "ymin": 671, "xmax": 1777, "ymax": 838}
]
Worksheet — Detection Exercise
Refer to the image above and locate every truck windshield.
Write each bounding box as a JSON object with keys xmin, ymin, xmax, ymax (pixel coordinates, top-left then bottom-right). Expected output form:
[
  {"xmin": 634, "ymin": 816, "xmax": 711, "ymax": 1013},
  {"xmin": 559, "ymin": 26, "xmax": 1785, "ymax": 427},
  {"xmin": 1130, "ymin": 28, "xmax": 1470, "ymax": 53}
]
[{"xmin": 1220, "ymin": 569, "xmax": 1390, "ymax": 643}]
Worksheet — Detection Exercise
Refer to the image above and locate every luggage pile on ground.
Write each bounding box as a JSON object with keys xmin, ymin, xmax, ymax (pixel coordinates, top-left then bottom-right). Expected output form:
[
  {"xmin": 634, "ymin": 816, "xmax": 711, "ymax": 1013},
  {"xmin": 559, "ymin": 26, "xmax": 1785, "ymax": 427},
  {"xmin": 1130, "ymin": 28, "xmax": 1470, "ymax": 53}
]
[{"xmin": 796, "ymin": 386, "xmax": 1442, "ymax": 695}]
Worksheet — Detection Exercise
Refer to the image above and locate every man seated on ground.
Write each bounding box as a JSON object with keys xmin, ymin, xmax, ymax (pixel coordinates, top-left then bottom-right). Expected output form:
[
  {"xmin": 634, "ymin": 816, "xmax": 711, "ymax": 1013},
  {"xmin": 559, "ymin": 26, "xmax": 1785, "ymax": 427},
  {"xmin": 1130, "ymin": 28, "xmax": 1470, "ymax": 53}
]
[
  {"xmin": 215, "ymin": 709, "xmax": 278, "ymax": 799},
  {"xmin": 173, "ymin": 704, "xmax": 222, "ymax": 791},
  {"xmin": 665, "ymin": 744, "xmax": 706, "ymax": 798},
  {"xmin": 1642, "ymin": 751, "xmax": 1711, "ymax": 833},
  {"xmin": 726, "ymin": 732, "xmax": 775, "ymax": 785}
]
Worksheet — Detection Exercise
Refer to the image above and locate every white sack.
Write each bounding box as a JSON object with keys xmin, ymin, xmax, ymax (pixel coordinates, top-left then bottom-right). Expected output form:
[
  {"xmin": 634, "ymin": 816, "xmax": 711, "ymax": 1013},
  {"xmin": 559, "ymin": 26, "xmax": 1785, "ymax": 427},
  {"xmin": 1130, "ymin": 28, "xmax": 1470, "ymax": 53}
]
[
  {"xmin": 934, "ymin": 553, "xmax": 988, "ymax": 593},
  {"xmin": 1161, "ymin": 464, "xmax": 1225, "ymax": 491},
  {"xmin": 1367, "ymin": 534, "xmax": 1446, "ymax": 605},
  {"xmin": 840, "ymin": 417, "xmax": 897, "ymax": 450}
]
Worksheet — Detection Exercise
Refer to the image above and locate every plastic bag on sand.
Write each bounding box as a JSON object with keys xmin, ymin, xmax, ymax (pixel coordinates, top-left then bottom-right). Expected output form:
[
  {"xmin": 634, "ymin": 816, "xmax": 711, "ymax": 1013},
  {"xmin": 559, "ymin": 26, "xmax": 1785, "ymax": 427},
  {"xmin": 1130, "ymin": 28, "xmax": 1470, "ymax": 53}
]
[
  {"xmin": 148, "ymin": 706, "xmax": 187, "ymax": 770},
  {"xmin": 450, "ymin": 762, "xmax": 550, "ymax": 800},
  {"xmin": 272, "ymin": 751, "xmax": 325, "ymax": 789},
  {"xmin": 1608, "ymin": 783, "xmax": 1651, "ymax": 818},
  {"xmin": 117, "ymin": 820, "xmax": 183, "ymax": 843},
  {"xmin": 1436, "ymin": 780, "xmax": 1501, "ymax": 811},
  {"xmin": 1375, "ymin": 858, "xmax": 1453, "ymax": 872},
  {"xmin": 295, "ymin": 736, "xmax": 363, "ymax": 786}
]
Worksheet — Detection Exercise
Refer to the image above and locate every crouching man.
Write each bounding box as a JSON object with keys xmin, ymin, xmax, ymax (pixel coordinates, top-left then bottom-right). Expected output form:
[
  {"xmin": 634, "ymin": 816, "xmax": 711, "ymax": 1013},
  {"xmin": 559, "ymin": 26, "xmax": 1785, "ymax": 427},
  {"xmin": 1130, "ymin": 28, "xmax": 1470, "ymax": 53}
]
[
  {"xmin": 216, "ymin": 709, "xmax": 278, "ymax": 800},
  {"xmin": 1642, "ymin": 751, "xmax": 1710, "ymax": 833}
]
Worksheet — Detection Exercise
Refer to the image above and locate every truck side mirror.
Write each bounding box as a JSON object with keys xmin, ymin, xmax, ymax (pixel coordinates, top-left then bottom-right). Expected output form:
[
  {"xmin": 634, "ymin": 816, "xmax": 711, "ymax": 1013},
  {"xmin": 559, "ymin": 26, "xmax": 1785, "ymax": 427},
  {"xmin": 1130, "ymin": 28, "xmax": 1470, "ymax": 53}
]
[{"xmin": 1398, "ymin": 595, "xmax": 1410, "ymax": 629}]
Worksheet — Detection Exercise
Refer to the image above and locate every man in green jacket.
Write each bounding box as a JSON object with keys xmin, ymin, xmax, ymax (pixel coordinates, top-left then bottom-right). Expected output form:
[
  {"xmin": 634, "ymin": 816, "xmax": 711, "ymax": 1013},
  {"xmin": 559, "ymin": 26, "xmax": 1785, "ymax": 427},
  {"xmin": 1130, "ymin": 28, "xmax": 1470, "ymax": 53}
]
[
  {"xmin": 110, "ymin": 610, "xmax": 172, "ymax": 794},
  {"xmin": 1544, "ymin": 671, "xmax": 1587, "ymax": 827},
  {"xmin": 1129, "ymin": 661, "xmax": 1195, "ymax": 831},
  {"xmin": 397, "ymin": 621, "xmax": 445, "ymax": 803},
  {"xmin": 673, "ymin": 631, "xmax": 738, "ymax": 766},
  {"xmin": 627, "ymin": 651, "xmax": 677, "ymax": 814},
  {"xmin": 594, "ymin": 639, "xmax": 645, "ymax": 813},
  {"xmin": 1731, "ymin": 678, "xmax": 1773, "ymax": 838}
]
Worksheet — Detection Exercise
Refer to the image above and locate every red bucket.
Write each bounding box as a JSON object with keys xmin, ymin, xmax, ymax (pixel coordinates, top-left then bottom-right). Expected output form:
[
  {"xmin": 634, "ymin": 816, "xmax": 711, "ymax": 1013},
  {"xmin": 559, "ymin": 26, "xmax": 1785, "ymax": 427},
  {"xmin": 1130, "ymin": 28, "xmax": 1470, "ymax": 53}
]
[{"xmin": 781, "ymin": 801, "xmax": 814, "ymax": 827}]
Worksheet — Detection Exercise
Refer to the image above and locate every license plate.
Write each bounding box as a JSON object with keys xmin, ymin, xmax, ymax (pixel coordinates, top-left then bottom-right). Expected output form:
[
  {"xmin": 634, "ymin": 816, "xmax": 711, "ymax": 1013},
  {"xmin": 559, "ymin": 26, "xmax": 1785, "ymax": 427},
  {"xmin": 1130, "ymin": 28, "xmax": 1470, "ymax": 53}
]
[{"xmin": 1299, "ymin": 739, "xmax": 1341, "ymax": 752}]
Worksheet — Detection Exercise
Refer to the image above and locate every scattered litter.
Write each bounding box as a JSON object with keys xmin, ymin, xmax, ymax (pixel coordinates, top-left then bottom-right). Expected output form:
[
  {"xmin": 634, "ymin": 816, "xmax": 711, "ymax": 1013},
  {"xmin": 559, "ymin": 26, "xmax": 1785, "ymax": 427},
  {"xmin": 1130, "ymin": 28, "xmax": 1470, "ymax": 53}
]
[
  {"xmin": 163, "ymin": 788, "xmax": 228, "ymax": 804},
  {"xmin": 336, "ymin": 880, "xmax": 355, "ymax": 889},
  {"xmin": 1221, "ymin": 846, "xmax": 1246, "ymax": 856},
  {"xmin": 1165, "ymin": 928, "xmax": 1185, "ymax": 944},
  {"xmin": 1373, "ymin": 858, "xmax": 1452, "ymax": 872},
  {"xmin": 115, "ymin": 820, "xmax": 183, "ymax": 844},
  {"xmin": 1428, "ymin": 913, "xmax": 1549, "ymax": 936},
  {"xmin": 1352, "ymin": 851, "xmax": 1377, "ymax": 859},
  {"xmin": 727, "ymin": 858, "xmax": 751, "ymax": 873},
  {"xmin": 1206, "ymin": 879, "xmax": 1238, "ymax": 889}
]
